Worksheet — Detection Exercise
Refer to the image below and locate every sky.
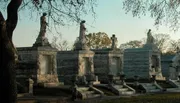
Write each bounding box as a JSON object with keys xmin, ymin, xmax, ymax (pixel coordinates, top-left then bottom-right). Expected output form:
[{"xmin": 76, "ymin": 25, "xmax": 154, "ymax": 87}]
[{"xmin": 9, "ymin": 0, "xmax": 180, "ymax": 47}]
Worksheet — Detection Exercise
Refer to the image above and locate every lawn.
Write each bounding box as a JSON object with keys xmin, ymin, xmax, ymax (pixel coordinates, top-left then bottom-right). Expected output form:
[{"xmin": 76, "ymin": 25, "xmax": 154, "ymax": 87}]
[{"xmin": 100, "ymin": 93, "xmax": 180, "ymax": 103}]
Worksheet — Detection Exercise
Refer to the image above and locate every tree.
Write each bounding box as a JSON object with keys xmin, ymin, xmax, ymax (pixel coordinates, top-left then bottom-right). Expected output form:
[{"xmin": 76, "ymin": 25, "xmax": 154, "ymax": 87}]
[
  {"xmin": 119, "ymin": 40, "xmax": 143, "ymax": 51},
  {"xmin": 51, "ymin": 34, "xmax": 71, "ymax": 51},
  {"xmin": 166, "ymin": 39, "xmax": 180, "ymax": 54},
  {"xmin": 0, "ymin": 0, "xmax": 96, "ymax": 103},
  {"xmin": 73, "ymin": 32, "xmax": 112, "ymax": 49},
  {"xmin": 123, "ymin": 0, "xmax": 180, "ymax": 31},
  {"xmin": 153, "ymin": 34, "xmax": 171, "ymax": 53},
  {"xmin": 86, "ymin": 32, "xmax": 112, "ymax": 49}
]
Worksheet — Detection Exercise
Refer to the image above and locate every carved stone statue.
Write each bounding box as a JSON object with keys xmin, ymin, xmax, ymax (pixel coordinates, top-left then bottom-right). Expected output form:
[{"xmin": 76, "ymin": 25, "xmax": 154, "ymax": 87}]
[
  {"xmin": 40, "ymin": 12, "xmax": 48, "ymax": 36},
  {"xmin": 32, "ymin": 12, "xmax": 51, "ymax": 47},
  {"xmin": 111, "ymin": 34, "xmax": 117, "ymax": 49},
  {"xmin": 79, "ymin": 20, "xmax": 86, "ymax": 43},
  {"xmin": 146, "ymin": 29, "xmax": 154, "ymax": 44}
]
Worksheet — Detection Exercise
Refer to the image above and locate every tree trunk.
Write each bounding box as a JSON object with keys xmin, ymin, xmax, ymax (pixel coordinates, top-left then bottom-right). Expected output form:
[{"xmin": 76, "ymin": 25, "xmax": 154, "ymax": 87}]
[
  {"xmin": 0, "ymin": 0, "xmax": 22, "ymax": 103},
  {"xmin": 0, "ymin": 14, "xmax": 17, "ymax": 103}
]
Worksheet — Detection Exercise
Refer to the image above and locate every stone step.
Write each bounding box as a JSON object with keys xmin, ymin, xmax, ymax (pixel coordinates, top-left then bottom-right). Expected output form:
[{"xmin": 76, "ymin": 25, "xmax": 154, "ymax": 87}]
[
  {"xmin": 84, "ymin": 91, "xmax": 96, "ymax": 94},
  {"xmin": 148, "ymin": 89, "xmax": 161, "ymax": 92},
  {"xmin": 114, "ymin": 85, "xmax": 123, "ymax": 89},
  {"xmin": 86, "ymin": 94, "xmax": 101, "ymax": 99},
  {"xmin": 143, "ymin": 83, "xmax": 153, "ymax": 87},
  {"xmin": 120, "ymin": 91, "xmax": 135, "ymax": 95},
  {"xmin": 118, "ymin": 88, "xmax": 129, "ymax": 92},
  {"xmin": 145, "ymin": 85, "xmax": 157, "ymax": 90},
  {"xmin": 78, "ymin": 87, "xmax": 89, "ymax": 92}
]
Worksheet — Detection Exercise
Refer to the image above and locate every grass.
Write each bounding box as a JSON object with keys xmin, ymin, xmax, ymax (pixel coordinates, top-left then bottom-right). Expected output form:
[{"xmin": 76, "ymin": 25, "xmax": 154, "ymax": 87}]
[{"xmin": 100, "ymin": 93, "xmax": 180, "ymax": 103}]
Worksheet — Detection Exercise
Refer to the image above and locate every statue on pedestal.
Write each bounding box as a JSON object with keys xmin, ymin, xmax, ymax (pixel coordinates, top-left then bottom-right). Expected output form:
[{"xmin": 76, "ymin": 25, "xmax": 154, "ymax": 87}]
[
  {"xmin": 33, "ymin": 12, "xmax": 50, "ymax": 47},
  {"xmin": 40, "ymin": 12, "xmax": 48, "ymax": 36},
  {"xmin": 111, "ymin": 34, "xmax": 117, "ymax": 50},
  {"xmin": 74, "ymin": 20, "xmax": 89, "ymax": 50},
  {"xmin": 146, "ymin": 29, "xmax": 154, "ymax": 44},
  {"xmin": 79, "ymin": 20, "xmax": 86, "ymax": 43}
]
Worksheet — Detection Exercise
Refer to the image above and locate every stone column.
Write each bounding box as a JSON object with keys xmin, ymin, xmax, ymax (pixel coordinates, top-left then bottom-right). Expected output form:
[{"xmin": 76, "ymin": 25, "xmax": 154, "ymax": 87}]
[
  {"xmin": 108, "ymin": 74, "xmax": 114, "ymax": 86},
  {"xmin": 134, "ymin": 75, "xmax": 139, "ymax": 86},
  {"xmin": 151, "ymin": 75, "xmax": 156, "ymax": 84},
  {"xmin": 71, "ymin": 75, "xmax": 78, "ymax": 101},
  {"xmin": 28, "ymin": 78, "xmax": 34, "ymax": 95}
]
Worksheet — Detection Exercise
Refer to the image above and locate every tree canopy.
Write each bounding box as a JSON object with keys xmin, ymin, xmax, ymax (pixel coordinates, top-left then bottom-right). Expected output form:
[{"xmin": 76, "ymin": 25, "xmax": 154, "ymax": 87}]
[
  {"xmin": 123, "ymin": 0, "xmax": 180, "ymax": 31},
  {"xmin": 73, "ymin": 32, "xmax": 113, "ymax": 49},
  {"xmin": 86, "ymin": 32, "xmax": 112, "ymax": 49}
]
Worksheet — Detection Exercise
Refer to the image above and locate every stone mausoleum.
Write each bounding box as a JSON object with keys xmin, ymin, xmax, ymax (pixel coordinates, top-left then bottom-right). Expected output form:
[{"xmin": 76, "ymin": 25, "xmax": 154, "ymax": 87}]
[
  {"xmin": 123, "ymin": 29, "xmax": 164, "ymax": 80},
  {"xmin": 16, "ymin": 13, "xmax": 59, "ymax": 87},
  {"xmin": 57, "ymin": 20, "xmax": 95, "ymax": 85},
  {"xmin": 93, "ymin": 34, "xmax": 123, "ymax": 82}
]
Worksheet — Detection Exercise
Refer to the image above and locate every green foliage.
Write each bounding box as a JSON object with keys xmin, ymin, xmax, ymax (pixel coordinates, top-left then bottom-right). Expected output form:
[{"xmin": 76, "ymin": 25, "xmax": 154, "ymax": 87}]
[
  {"xmin": 73, "ymin": 32, "xmax": 113, "ymax": 49},
  {"xmin": 86, "ymin": 32, "xmax": 112, "ymax": 49}
]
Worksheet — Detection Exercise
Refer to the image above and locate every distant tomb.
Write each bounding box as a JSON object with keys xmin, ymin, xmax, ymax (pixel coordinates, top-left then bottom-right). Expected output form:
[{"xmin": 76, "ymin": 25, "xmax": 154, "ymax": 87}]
[
  {"xmin": 93, "ymin": 34, "xmax": 123, "ymax": 82},
  {"xmin": 123, "ymin": 29, "xmax": 164, "ymax": 80},
  {"xmin": 169, "ymin": 48, "xmax": 180, "ymax": 80},
  {"xmin": 161, "ymin": 54, "xmax": 175, "ymax": 78},
  {"xmin": 57, "ymin": 20, "xmax": 95, "ymax": 85}
]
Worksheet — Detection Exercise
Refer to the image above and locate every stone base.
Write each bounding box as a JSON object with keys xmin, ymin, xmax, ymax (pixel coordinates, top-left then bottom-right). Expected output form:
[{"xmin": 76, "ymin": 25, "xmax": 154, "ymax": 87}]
[{"xmin": 37, "ymin": 74, "xmax": 59, "ymax": 84}]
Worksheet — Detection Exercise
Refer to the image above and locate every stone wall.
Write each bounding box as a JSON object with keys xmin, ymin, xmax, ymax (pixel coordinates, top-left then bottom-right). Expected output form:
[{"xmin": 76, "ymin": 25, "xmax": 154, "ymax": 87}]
[
  {"xmin": 123, "ymin": 49, "xmax": 150, "ymax": 79},
  {"xmin": 57, "ymin": 51, "xmax": 79, "ymax": 83},
  {"xmin": 161, "ymin": 54, "xmax": 175, "ymax": 77},
  {"xmin": 93, "ymin": 49, "xmax": 122, "ymax": 82},
  {"xmin": 57, "ymin": 50, "xmax": 94, "ymax": 85},
  {"xmin": 17, "ymin": 47, "xmax": 59, "ymax": 85}
]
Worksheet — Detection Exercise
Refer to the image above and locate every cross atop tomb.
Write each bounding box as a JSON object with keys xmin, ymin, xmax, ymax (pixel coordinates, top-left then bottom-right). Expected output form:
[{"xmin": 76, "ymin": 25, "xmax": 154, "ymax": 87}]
[{"xmin": 111, "ymin": 34, "xmax": 117, "ymax": 49}]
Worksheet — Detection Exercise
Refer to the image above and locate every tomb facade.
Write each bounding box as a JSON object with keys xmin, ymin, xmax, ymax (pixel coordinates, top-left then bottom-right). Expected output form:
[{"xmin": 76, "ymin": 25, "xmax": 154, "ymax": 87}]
[{"xmin": 123, "ymin": 29, "xmax": 164, "ymax": 80}]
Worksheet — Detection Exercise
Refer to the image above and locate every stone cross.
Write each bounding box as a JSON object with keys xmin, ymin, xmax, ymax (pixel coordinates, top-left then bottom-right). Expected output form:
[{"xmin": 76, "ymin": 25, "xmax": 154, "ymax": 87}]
[
  {"xmin": 79, "ymin": 20, "xmax": 86, "ymax": 43},
  {"xmin": 146, "ymin": 29, "xmax": 154, "ymax": 44},
  {"xmin": 111, "ymin": 34, "xmax": 117, "ymax": 49}
]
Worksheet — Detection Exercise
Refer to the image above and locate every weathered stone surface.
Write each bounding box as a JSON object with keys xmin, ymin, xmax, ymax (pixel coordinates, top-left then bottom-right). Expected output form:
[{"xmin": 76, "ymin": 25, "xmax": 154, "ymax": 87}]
[
  {"xmin": 123, "ymin": 30, "xmax": 164, "ymax": 80},
  {"xmin": 169, "ymin": 52, "xmax": 180, "ymax": 80},
  {"xmin": 92, "ymin": 49, "xmax": 123, "ymax": 82},
  {"xmin": 16, "ymin": 46, "xmax": 59, "ymax": 85},
  {"xmin": 57, "ymin": 50, "xmax": 95, "ymax": 85},
  {"xmin": 161, "ymin": 54, "xmax": 175, "ymax": 77}
]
